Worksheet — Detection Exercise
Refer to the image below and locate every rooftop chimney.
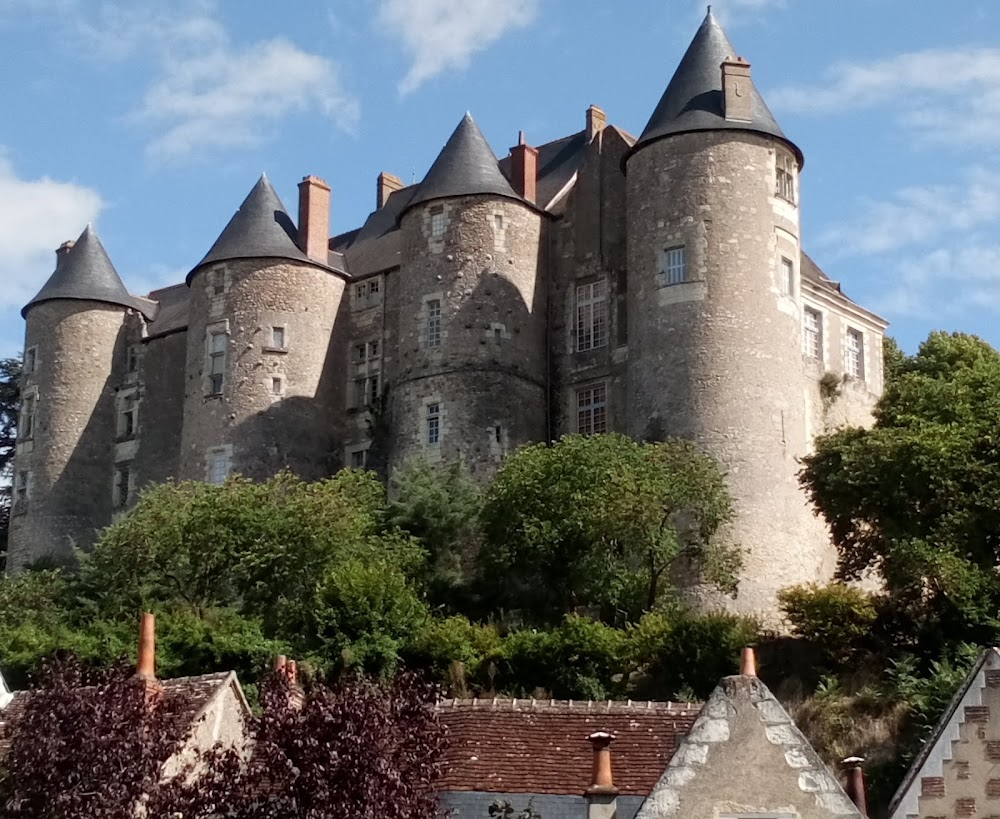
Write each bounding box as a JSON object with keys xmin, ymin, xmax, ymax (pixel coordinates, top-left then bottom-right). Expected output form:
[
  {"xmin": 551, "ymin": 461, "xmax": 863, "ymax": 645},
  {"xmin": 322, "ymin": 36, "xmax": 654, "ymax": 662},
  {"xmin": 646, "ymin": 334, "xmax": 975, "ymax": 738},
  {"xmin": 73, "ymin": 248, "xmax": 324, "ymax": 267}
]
[
  {"xmin": 843, "ymin": 757, "xmax": 869, "ymax": 817},
  {"xmin": 586, "ymin": 732, "xmax": 619, "ymax": 819},
  {"xmin": 274, "ymin": 655, "xmax": 305, "ymax": 710},
  {"xmin": 721, "ymin": 56, "xmax": 753, "ymax": 122},
  {"xmin": 740, "ymin": 646, "xmax": 757, "ymax": 677},
  {"xmin": 56, "ymin": 240, "xmax": 75, "ymax": 269},
  {"xmin": 586, "ymin": 105, "xmax": 607, "ymax": 142},
  {"xmin": 509, "ymin": 133, "xmax": 538, "ymax": 205},
  {"xmin": 297, "ymin": 175, "xmax": 331, "ymax": 263},
  {"xmin": 136, "ymin": 612, "xmax": 156, "ymax": 680},
  {"xmin": 377, "ymin": 171, "xmax": 404, "ymax": 209}
]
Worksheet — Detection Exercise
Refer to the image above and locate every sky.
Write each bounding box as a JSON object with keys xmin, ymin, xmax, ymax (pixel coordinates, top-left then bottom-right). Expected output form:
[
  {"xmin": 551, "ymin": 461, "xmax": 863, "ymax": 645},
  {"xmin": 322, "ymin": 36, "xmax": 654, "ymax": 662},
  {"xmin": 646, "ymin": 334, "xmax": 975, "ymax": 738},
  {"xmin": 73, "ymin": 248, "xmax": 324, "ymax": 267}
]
[{"xmin": 1, "ymin": 0, "xmax": 998, "ymax": 359}]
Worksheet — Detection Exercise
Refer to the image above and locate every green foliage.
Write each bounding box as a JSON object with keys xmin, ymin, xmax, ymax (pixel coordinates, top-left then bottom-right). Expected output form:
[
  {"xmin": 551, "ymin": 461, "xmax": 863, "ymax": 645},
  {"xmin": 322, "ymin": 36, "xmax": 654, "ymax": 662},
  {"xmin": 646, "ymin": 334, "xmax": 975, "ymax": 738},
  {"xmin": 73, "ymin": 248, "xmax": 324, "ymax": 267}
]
[
  {"xmin": 778, "ymin": 583, "xmax": 879, "ymax": 668},
  {"xmin": 401, "ymin": 616, "xmax": 501, "ymax": 690},
  {"xmin": 0, "ymin": 357, "xmax": 21, "ymax": 568},
  {"xmin": 480, "ymin": 434, "xmax": 738, "ymax": 623},
  {"xmin": 490, "ymin": 800, "xmax": 543, "ymax": 819}
]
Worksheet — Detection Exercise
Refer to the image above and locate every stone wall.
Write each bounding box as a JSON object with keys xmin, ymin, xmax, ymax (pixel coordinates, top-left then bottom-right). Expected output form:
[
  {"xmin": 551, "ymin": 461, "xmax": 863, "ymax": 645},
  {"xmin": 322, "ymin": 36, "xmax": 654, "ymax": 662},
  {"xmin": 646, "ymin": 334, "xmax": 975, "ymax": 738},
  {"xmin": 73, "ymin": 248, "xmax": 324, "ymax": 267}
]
[
  {"xmin": 625, "ymin": 130, "xmax": 836, "ymax": 619},
  {"xmin": 8, "ymin": 300, "xmax": 127, "ymax": 570},
  {"xmin": 132, "ymin": 329, "xmax": 187, "ymax": 489}
]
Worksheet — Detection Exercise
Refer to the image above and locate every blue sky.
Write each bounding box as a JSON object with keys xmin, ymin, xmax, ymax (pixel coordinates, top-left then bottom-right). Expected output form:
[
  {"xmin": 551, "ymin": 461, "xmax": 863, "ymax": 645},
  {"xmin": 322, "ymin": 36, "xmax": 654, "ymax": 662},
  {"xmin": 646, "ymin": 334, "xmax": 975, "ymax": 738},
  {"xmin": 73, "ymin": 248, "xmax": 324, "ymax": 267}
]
[{"xmin": 1, "ymin": 0, "xmax": 998, "ymax": 359}]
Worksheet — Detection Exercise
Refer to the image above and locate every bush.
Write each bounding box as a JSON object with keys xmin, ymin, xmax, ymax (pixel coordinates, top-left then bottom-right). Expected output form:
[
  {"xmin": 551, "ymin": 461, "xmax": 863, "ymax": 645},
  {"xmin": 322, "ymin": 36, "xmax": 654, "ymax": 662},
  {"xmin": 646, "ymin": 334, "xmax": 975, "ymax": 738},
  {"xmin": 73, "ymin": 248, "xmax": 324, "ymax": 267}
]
[
  {"xmin": 401, "ymin": 616, "xmax": 502, "ymax": 694},
  {"xmin": 778, "ymin": 583, "xmax": 879, "ymax": 668}
]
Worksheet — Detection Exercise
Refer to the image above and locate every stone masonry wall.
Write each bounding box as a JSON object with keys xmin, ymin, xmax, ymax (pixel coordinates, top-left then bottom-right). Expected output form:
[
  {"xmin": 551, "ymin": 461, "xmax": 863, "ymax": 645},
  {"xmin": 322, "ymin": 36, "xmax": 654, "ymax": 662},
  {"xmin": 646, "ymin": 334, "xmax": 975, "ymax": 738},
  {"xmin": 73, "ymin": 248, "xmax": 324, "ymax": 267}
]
[
  {"xmin": 625, "ymin": 131, "xmax": 836, "ymax": 620},
  {"xmin": 133, "ymin": 330, "xmax": 187, "ymax": 489},
  {"xmin": 390, "ymin": 195, "xmax": 547, "ymax": 479},
  {"xmin": 179, "ymin": 259, "xmax": 346, "ymax": 483},
  {"xmin": 8, "ymin": 300, "xmax": 127, "ymax": 570}
]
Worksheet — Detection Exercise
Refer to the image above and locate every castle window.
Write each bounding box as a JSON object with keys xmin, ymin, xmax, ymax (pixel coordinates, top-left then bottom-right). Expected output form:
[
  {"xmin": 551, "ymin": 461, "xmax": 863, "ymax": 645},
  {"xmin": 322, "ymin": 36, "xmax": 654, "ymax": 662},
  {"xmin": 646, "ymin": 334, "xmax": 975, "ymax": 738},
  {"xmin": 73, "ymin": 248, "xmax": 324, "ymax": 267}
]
[
  {"xmin": 271, "ymin": 326, "xmax": 287, "ymax": 349},
  {"xmin": 20, "ymin": 392, "xmax": 36, "ymax": 440},
  {"xmin": 577, "ymin": 384, "xmax": 607, "ymax": 435},
  {"xmin": 13, "ymin": 470, "xmax": 29, "ymax": 512},
  {"xmin": 576, "ymin": 280, "xmax": 608, "ymax": 352},
  {"xmin": 349, "ymin": 447, "xmax": 369, "ymax": 469},
  {"xmin": 206, "ymin": 447, "xmax": 232, "ymax": 485},
  {"xmin": 352, "ymin": 340, "xmax": 381, "ymax": 408},
  {"xmin": 207, "ymin": 331, "xmax": 227, "ymax": 396},
  {"xmin": 776, "ymin": 153, "xmax": 796, "ymax": 204},
  {"xmin": 494, "ymin": 214, "xmax": 504, "ymax": 231},
  {"xmin": 24, "ymin": 347, "xmax": 37, "ymax": 375},
  {"xmin": 660, "ymin": 246, "xmax": 688, "ymax": 286},
  {"xmin": 426, "ymin": 299, "xmax": 442, "ymax": 348},
  {"xmin": 430, "ymin": 206, "xmax": 445, "ymax": 239},
  {"xmin": 355, "ymin": 283, "xmax": 366, "ymax": 300},
  {"xmin": 426, "ymin": 403, "xmax": 441, "ymax": 445},
  {"xmin": 845, "ymin": 328, "xmax": 865, "ymax": 380},
  {"xmin": 113, "ymin": 464, "xmax": 132, "ymax": 510},
  {"xmin": 210, "ymin": 268, "xmax": 229, "ymax": 296},
  {"xmin": 780, "ymin": 257, "xmax": 795, "ymax": 297},
  {"xmin": 368, "ymin": 279, "xmax": 380, "ymax": 295},
  {"xmin": 118, "ymin": 395, "xmax": 138, "ymax": 441},
  {"xmin": 271, "ymin": 377, "xmax": 284, "ymax": 396},
  {"xmin": 803, "ymin": 307, "xmax": 823, "ymax": 362}
]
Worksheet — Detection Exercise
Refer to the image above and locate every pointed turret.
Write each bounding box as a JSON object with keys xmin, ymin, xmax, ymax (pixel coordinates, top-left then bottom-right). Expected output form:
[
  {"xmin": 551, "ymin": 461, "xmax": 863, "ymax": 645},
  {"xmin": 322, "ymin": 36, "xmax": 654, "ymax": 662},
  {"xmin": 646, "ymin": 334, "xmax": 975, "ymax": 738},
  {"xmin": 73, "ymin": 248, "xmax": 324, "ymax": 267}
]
[
  {"xmin": 22, "ymin": 225, "xmax": 147, "ymax": 318},
  {"xmin": 187, "ymin": 175, "xmax": 323, "ymax": 283},
  {"xmin": 627, "ymin": 8, "xmax": 801, "ymax": 166},
  {"xmin": 404, "ymin": 113, "xmax": 522, "ymax": 214}
]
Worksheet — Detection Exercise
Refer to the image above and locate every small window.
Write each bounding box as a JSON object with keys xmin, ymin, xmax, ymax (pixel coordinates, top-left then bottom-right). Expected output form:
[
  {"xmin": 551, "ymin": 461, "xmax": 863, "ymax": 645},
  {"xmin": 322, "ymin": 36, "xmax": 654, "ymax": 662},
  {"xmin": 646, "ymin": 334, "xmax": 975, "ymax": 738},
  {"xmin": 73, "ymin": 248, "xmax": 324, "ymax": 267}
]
[
  {"xmin": 271, "ymin": 377, "xmax": 283, "ymax": 396},
  {"xmin": 207, "ymin": 448, "xmax": 230, "ymax": 485},
  {"xmin": 426, "ymin": 299, "xmax": 442, "ymax": 348},
  {"xmin": 127, "ymin": 345, "xmax": 139, "ymax": 373},
  {"xmin": 430, "ymin": 207, "xmax": 445, "ymax": 239},
  {"xmin": 494, "ymin": 425, "xmax": 502, "ymax": 443},
  {"xmin": 780, "ymin": 257, "xmax": 795, "ymax": 297},
  {"xmin": 776, "ymin": 153, "xmax": 796, "ymax": 204},
  {"xmin": 210, "ymin": 268, "xmax": 228, "ymax": 296},
  {"xmin": 845, "ymin": 328, "xmax": 865, "ymax": 380},
  {"xmin": 113, "ymin": 464, "xmax": 132, "ymax": 510},
  {"xmin": 494, "ymin": 214, "xmax": 504, "ymax": 231},
  {"xmin": 368, "ymin": 279, "xmax": 380, "ymax": 295},
  {"xmin": 803, "ymin": 308, "xmax": 823, "ymax": 362},
  {"xmin": 426, "ymin": 403, "xmax": 441, "ymax": 445},
  {"xmin": 661, "ymin": 246, "xmax": 688, "ymax": 286},
  {"xmin": 20, "ymin": 393, "xmax": 36, "ymax": 440},
  {"xmin": 494, "ymin": 328, "xmax": 502, "ymax": 343},
  {"xmin": 118, "ymin": 395, "xmax": 138, "ymax": 440},
  {"xmin": 576, "ymin": 280, "xmax": 608, "ymax": 352},
  {"xmin": 14, "ymin": 471, "xmax": 29, "ymax": 505},
  {"xmin": 271, "ymin": 327, "xmax": 286, "ymax": 349},
  {"xmin": 577, "ymin": 384, "xmax": 608, "ymax": 435},
  {"xmin": 352, "ymin": 340, "xmax": 381, "ymax": 408},
  {"xmin": 355, "ymin": 283, "xmax": 366, "ymax": 300},
  {"xmin": 24, "ymin": 347, "xmax": 37, "ymax": 375},
  {"xmin": 208, "ymin": 332, "xmax": 227, "ymax": 396},
  {"xmin": 350, "ymin": 448, "xmax": 368, "ymax": 469}
]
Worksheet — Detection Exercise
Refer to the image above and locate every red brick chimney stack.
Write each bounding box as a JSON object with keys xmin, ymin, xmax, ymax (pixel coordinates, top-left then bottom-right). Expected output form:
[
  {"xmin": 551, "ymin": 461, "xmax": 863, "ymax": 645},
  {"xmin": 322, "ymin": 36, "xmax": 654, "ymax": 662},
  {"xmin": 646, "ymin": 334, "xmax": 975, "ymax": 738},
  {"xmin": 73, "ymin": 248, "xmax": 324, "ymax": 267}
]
[
  {"xmin": 136, "ymin": 612, "xmax": 156, "ymax": 680},
  {"xmin": 586, "ymin": 105, "xmax": 607, "ymax": 142},
  {"xmin": 377, "ymin": 171, "xmax": 404, "ymax": 209},
  {"xmin": 740, "ymin": 646, "xmax": 757, "ymax": 677},
  {"xmin": 843, "ymin": 757, "xmax": 869, "ymax": 817},
  {"xmin": 721, "ymin": 56, "xmax": 753, "ymax": 122},
  {"xmin": 297, "ymin": 175, "xmax": 331, "ymax": 262},
  {"xmin": 509, "ymin": 132, "xmax": 538, "ymax": 205}
]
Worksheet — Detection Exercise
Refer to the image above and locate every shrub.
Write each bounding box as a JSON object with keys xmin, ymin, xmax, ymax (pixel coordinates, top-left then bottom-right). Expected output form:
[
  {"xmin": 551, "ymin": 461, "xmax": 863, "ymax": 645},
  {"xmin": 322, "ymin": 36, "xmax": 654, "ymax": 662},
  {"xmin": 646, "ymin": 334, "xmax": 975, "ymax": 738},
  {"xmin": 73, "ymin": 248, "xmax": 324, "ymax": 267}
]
[{"xmin": 778, "ymin": 583, "xmax": 879, "ymax": 668}]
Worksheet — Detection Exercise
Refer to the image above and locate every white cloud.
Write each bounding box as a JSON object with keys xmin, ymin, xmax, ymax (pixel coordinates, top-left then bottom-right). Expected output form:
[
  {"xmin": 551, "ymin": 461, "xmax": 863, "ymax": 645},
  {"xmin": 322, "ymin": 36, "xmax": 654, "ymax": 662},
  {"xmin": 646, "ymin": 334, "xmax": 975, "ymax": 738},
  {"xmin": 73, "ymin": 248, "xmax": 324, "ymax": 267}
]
[
  {"xmin": 0, "ymin": 153, "xmax": 103, "ymax": 311},
  {"xmin": 772, "ymin": 47, "xmax": 1000, "ymax": 147},
  {"xmin": 817, "ymin": 167, "xmax": 1000, "ymax": 256},
  {"xmin": 376, "ymin": 0, "xmax": 539, "ymax": 94}
]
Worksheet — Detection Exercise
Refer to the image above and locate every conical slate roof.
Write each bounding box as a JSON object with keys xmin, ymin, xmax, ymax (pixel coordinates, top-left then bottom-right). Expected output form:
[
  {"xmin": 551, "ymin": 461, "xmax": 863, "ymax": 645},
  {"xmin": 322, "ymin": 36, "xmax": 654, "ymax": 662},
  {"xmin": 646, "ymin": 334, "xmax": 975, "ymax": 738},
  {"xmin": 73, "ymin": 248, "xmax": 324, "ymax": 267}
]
[
  {"xmin": 403, "ymin": 113, "xmax": 522, "ymax": 215},
  {"xmin": 627, "ymin": 9, "xmax": 801, "ymax": 166},
  {"xmin": 22, "ymin": 225, "xmax": 149, "ymax": 318},
  {"xmin": 187, "ymin": 175, "xmax": 324, "ymax": 283}
]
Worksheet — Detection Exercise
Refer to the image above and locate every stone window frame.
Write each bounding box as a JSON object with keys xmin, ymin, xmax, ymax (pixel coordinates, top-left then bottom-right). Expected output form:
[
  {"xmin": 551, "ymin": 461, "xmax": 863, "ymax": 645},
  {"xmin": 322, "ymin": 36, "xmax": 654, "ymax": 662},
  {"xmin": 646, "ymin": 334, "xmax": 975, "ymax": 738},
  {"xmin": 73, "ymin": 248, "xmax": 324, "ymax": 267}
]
[
  {"xmin": 204, "ymin": 320, "xmax": 230, "ymax": 398},
  {"xmin": 206, "ymin": 444, "xmax": 233, "ymax": 485},
  {"xmin": 426, "ymin": 402, "xmax": 441, "ymax": 445},
  {"xmin": 430, "ymin": 205, "xmax": 446, "ymax": 239},
  {"xmin": 845, "ymin": 326, "xmax": 865, "ymax": 381},
  {"xmin": 270, "ymin": 375, "xmax": 285, "ymax": 398},
  {"xmin": 268, "ymin": 325, "xmax": 288, "ymax": 352},
  {"xmin": 803, "ymin": 307, "xmax": 824, "ymax": 364},
  {"xmin": 575, "ymin": 278, "xmax": 609, "ymax": 352},
  {"xmin": 116, "ymin": 387, "xmax": 140, "ymax": 442},
  {"xmin": 351, "ymin": 275, "xmax": 384, "ymax": 311},
  {"xmin": 422, "ymin": 293, "xmax": 444, "ymax": 349},
  {"xmin": 487, "ymin": 322, "xmax": 510, "ymax": 344},
  {"xmin": 24, "ymin": 346, "xmax": 38, "ymax": 376},
  {"xmin": 657, "ymin": 245, "xmax": 688, "ymax": 287},
  {"xmin": 350, "ymin": 338, "xmax": 382, "ymax": 409},
  {"xmin": 207, "ymin": 265, "xmax": 231, "ymax": 297},
  {"xmin": 780, "ymin": 256, "xmax": 796, "ymax": 298},
  {"xmin": 576, "ymin": 382, "xmax": 608, "ymax": 436},
  {"xmin": 112, "ymin": 461, "xmax": 135, "ymax": 511},
  {"xmin": 776, "ymin": 150, "xmax": 797, "ymax": 205},
  {"xmin": 491, "ymin": 210, "xmax": 507, "ymax": 251},
  {"xmin": 12, "ymin": 469, "xmax": 30, "ymax": 515},
  {"xmin": 19, "ymin": 385, "xmax": 38, "ymax": 441},
  {"xmin": 346, "ymin": 443, "xmax": 371, "ymax": 470}
]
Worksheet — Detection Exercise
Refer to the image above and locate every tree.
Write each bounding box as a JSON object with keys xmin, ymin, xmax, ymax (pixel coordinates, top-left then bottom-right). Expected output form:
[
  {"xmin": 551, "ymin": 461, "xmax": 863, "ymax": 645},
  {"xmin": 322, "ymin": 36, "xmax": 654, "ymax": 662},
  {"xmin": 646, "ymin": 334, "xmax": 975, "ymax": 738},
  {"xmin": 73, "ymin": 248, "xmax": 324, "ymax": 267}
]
[
  {"xmin": 0, "ymin": 357, "xmax": 21, "ymax": 568},
  {"xmin": 479, "ymin": 434, "xmax": 738, "ymax": 622},
  {"xmin": 799, "ymin": 332, "xmax": 1000, "ymax": 652}
]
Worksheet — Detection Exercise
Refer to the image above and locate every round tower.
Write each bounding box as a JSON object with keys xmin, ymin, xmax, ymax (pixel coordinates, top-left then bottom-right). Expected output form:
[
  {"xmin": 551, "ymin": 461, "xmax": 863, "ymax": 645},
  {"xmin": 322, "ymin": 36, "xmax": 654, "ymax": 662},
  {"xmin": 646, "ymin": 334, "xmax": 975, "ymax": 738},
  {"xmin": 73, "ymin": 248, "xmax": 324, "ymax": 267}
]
[
  {"xmin": 8, "ymin": 226, "xmax": 147, "ymax": 571},
  {"xmin": 179, "ymin": 174, "xmax": 346, "ymax": 484},
  {"xmin": 623, "ymin": 11, "xmax": 832, "ymax": 617},
  {"xmin": 390, "ymin": 113, "xmax": 547, "ymax": 479}
]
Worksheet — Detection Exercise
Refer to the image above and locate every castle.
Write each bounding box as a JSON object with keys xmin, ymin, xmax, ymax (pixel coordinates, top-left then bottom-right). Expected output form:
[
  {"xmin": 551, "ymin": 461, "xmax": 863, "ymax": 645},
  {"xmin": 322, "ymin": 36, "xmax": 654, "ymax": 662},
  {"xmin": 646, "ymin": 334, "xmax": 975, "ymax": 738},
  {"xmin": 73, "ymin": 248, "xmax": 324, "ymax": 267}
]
[{"xmin": 7, "ymin": 11, "xmax": 887, "ymax": 617}]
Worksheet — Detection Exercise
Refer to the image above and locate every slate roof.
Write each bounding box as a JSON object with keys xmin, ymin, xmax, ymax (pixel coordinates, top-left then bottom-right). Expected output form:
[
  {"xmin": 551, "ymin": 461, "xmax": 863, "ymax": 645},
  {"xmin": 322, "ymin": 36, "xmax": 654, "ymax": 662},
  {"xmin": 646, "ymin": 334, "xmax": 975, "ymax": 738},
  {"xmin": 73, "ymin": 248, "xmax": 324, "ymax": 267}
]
[
  {"xmin": 436, "ymin": 698, "xmax": 701, "ymax": 796},
  {"xmin": 627, "ymin": 9, "xmax": 800, "ymax": 167},
  {"xmin": 187, "ymin": 175, "xmax": 329, "ymax": 283},
  {"xmin": 145, "ymin": 283, "xmax": 190, "ymax": 340},
  {"xmin": 404, "ymin": 114, "xmax": 523, "ymax": 215},
  {"xmin": 498, "ymin": 129, "xmax": 589, "ymax": 211},
  {"xmin": 22, "ymin": 225, "xmax": 151, "ymax": 319}
]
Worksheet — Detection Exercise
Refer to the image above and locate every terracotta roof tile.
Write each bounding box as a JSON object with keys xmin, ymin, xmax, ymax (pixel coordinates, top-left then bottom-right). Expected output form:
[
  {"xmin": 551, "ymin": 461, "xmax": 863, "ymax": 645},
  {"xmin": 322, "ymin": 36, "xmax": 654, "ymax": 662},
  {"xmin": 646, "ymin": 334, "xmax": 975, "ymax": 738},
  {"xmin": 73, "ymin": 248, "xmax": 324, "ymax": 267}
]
[{"xmin": 436, "ymin": 698, "xmax": 701, "ymax": 796}]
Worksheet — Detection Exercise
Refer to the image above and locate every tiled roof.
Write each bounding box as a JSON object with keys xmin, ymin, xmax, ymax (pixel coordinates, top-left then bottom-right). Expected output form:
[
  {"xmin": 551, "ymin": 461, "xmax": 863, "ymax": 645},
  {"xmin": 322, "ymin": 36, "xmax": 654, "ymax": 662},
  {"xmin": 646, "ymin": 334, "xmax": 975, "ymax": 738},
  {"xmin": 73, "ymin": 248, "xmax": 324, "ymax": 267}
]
[{"xmin": 436, "ymin": 698, "xmax": 701, "ymax": 796}]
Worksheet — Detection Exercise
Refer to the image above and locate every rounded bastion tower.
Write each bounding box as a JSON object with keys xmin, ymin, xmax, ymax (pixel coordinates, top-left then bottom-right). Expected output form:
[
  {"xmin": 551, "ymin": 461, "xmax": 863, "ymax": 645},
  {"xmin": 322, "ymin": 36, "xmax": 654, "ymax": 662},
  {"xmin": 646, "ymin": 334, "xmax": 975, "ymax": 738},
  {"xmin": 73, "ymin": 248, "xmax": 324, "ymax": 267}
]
[
  {"xmin": 390, "ymin": 114, "xmax": 548, "ymax": 478},
  {"xmin": 179, "ymin": 175, "xmax": 347, "ymax": 484},
  {"xmin": 8, "ymin": 226, "xmax": 150, "ymax": 571},
  {"xmin": 623, "ymin": 10, "xmax": 833, "ymax": 616}
]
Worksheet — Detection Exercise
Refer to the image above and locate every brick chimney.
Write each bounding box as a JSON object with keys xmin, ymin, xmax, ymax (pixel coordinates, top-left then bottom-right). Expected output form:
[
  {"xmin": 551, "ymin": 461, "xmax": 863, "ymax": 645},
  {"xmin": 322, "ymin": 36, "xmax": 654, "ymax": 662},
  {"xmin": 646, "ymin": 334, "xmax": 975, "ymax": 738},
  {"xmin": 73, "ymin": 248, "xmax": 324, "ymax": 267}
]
[
  {"xmin": 721, "ymin": 56, "xmax": 753, "ymax": 122},
  {"xmin": 740, "ymin": 646, "xmax": 757, "ymax": 677},
  {"xmin": 586, "ymin": 105, "xmax": 607, "ymax": 142},
  {"xmin": 586, "ymin": 732, "xmax": 619, "ymax": 819},
  {"xmin": 843, "ymin": 757, "xmax": 869, "ymax": 817},
  {"xmin": 377, "ymin": 171, "xmax": 404, "ymax": 209},
  {"xmin": 509, "ymin": 132, "xmax": 538, "ymax": 205},
  {"xmin": 136, "ymin": 612, "xmax": 156, "ymax": 679},
  {"xmin": 274, "ymin": 655, "xmax": 305, "ymax": 710},
  {"xmin": 297, "ymin": 175, "xmax": 331, "ymax": 262},
  {"xmin": 56, "ymin": 240, "xmax": 75, "ymax": 269}
]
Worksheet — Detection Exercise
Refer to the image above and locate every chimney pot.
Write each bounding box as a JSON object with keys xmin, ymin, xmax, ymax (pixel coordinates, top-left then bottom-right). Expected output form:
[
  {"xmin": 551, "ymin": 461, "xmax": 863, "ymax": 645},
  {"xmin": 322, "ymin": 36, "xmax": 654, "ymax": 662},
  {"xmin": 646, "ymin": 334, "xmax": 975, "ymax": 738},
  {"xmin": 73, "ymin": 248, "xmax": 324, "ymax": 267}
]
[
  {"xmin": 586, "ymin": 732, "xmax": 619, "ymax": 819},
  {"xmin": 740, "ymin": 646, "xmax": 757, "ymax": 677},
  {"xmin": 843, "ymin": 757, "xmax": 868, "ymax": 816},
  {"xmin": 509, "ymin": 138, "xmax": 539, "ymax": 205},
  {"xmin": 377, "ymin": 171, "xmax": 404, "ymax": 210},
  {"xmin": 586, "ymin": 105, "xmax": 607, "ymax": 142},
  {"xmin": 297, "ymin": 175, "xmax": 331, "ymax": 262},
  {"xmin": 721, "ymin": 56, "xmax": 754, "ymax": 122},
  {"xmin": 136, "ymin": 612, "xmax": 156, "ymax": 679},
  {"xmin": 274, "ymin": 655, "xmax": 288, "ymax": 673}
]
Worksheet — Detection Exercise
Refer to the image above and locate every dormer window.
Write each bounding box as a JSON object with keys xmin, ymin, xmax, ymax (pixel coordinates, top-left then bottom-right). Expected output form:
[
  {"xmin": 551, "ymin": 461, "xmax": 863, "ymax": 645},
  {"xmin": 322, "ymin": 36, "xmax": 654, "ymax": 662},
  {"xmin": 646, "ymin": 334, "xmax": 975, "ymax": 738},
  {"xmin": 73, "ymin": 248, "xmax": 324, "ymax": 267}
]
[{"xmin": 776, "ymin": 152, "xmax": 796, "ymax": 204}]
